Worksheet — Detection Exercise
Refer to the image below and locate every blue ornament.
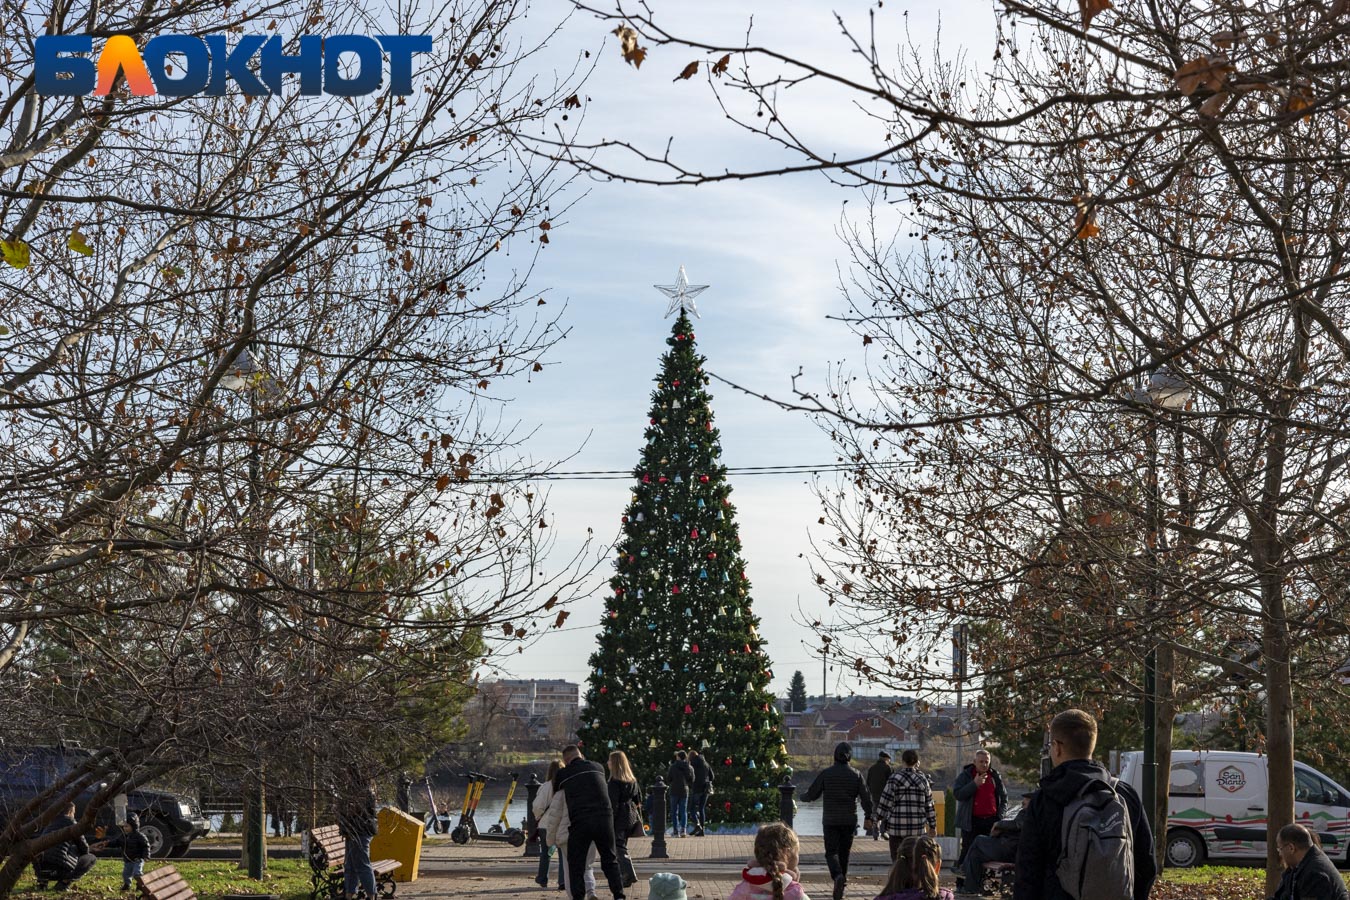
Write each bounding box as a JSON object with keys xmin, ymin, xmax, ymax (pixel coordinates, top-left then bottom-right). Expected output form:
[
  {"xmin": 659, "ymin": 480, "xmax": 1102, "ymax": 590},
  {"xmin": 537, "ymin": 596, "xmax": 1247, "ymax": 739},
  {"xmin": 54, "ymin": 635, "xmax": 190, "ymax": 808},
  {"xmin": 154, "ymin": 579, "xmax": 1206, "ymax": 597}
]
[
  {"xmin": 673, "ymin": 513, "xmax": 682, "ymax": 522},
  {"xmin": 641, "ymin": 549, "xmax": 649, "ymax": 557},
  {"xmin": 648, "ymin": 622, "xmax": 657, "ymax": 630},
  {"xmin": 698, "ymin": 682, "xmax": 706, "ymax": 692},
  {"xmin": 754, "ymin": 802, "xmax": 763, "ymax": 812},
  {"xmin": 722, "ymin": 572, "xmax": 731, "ymax": 583},
  {"xmin": 674, "ymin": 474, "xmax": 684, "ymax": 484},
  {"xmin": 697, "ymin": 499, "xmax": 706, "ymax": 509},
  {"xmin": 700, "ymin": 569, "xmax": 708, "ymax": 579}
]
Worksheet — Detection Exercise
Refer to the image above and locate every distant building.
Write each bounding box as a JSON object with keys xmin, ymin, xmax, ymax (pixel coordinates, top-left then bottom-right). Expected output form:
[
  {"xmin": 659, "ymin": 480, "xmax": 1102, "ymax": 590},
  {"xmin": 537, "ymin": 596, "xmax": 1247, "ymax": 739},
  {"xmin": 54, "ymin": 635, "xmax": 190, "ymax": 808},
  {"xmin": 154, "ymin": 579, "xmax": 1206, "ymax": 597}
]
[{"xmin": 489, "ymin": 678, "xmax": 580, "ymax": 717}]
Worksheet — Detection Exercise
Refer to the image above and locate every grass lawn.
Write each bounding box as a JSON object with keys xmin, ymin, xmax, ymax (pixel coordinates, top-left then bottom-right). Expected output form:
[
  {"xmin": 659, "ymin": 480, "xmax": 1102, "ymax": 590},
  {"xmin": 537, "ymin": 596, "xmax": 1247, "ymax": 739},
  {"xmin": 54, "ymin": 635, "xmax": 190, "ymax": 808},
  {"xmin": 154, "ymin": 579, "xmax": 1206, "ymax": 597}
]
[
  {"xmin": 9, "ymin": 859, "xmax": 314, "ymax": 900},
  {"xmin": 1155, "ymin": 865, "xmax": 1264, "ymax": 900}
]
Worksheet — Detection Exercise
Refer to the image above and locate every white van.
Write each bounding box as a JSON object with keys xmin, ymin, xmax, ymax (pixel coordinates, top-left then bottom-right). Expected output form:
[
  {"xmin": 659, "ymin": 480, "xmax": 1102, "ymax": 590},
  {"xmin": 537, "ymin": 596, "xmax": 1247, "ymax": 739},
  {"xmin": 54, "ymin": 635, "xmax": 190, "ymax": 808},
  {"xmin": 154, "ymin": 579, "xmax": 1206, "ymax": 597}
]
[{"xmin": 1119, "ymin": 750, "xmax": 1350, "ymax": 867}]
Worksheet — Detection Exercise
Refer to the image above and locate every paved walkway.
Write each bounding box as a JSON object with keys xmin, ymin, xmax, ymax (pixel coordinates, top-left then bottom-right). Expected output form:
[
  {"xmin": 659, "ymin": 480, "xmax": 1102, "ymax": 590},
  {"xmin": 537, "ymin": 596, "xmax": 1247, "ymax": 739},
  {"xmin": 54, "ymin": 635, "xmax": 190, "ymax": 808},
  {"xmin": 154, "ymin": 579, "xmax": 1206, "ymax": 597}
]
[{"xmin": 406, "ymin": 834, "xmax": 958, "ymax": 900}]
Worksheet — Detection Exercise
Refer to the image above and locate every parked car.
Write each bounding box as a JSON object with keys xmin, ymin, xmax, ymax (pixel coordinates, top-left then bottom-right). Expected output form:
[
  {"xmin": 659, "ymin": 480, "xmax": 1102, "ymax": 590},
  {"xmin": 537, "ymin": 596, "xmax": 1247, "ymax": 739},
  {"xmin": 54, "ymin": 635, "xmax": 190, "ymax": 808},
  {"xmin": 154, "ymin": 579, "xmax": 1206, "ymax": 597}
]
[
  {"xmin": 1120, "ymin": 749, "xmax": 1350, "ymax": 868},
  {"xmin": 0, "ymin": 744, "xmax": 210, "ymax": 858}
]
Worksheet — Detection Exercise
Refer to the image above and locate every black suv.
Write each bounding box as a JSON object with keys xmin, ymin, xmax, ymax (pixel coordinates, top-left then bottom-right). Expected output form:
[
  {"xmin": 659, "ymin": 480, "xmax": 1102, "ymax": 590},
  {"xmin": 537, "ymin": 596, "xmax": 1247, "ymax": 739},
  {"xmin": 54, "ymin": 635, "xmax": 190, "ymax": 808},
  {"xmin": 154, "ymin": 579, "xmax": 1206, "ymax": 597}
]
[{"xmin": 0, "ymin": 745, "xmax": 210, "ymax": 858}]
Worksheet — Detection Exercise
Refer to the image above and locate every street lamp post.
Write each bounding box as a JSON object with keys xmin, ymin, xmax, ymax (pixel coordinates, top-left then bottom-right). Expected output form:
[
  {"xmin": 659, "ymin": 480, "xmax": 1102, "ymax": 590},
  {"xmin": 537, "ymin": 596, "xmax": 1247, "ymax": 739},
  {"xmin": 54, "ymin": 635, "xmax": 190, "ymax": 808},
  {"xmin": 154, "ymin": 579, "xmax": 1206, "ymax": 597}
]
[{"xmin": 1138, "ymin": 365, "xmax": 1190, "ymax": 854}]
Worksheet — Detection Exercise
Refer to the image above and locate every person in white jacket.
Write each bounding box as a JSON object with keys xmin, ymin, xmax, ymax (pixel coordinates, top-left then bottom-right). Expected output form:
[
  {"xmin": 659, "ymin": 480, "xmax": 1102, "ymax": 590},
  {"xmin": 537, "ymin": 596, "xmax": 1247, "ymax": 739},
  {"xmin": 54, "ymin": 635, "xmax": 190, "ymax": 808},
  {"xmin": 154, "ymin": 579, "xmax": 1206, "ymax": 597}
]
[
  {"xmin": 539, "ymin": 768, "xmax": 598, "ymax": 898},
  {"xmin": 534, "ymin": 761, "xmax": 566, "ymax": 889}
]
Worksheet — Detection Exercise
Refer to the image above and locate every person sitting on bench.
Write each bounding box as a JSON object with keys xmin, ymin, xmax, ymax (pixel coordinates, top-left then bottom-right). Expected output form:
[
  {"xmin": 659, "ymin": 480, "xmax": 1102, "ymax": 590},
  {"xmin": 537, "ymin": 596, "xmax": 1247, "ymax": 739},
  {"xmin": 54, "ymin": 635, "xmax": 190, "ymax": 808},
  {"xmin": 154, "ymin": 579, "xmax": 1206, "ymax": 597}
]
[{"xmin": 957, "ymin": 794, "xmax": 1031, "ymax": 895}]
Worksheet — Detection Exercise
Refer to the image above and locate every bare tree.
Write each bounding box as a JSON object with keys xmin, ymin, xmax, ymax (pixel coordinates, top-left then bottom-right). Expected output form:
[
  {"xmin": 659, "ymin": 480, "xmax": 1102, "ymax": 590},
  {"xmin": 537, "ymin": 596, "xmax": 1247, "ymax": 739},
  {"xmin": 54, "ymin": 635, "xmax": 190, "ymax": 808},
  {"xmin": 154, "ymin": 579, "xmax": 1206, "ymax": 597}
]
[{"xmin": 0, "ymin": 0, "xmax": 596, "ymax": 888}]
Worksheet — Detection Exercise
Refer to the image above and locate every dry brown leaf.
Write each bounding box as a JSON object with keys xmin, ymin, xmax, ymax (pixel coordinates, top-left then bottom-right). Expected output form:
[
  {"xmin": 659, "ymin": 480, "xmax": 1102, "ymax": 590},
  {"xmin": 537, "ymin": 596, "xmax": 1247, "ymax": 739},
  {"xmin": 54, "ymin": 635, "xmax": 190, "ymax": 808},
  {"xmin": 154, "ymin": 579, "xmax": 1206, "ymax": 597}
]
[
  {"xmin": 1174, "ymin": 54, "xmax": 1234, "ymax": 95},
  {"xmin": 1286, "ymin": 83, "xmax": 1314, "ymax": 116},
  {"xmin": 675, "ymin": 60, "xmax": 700, "ymax": 81},
  {"xmin": 613, "ymin": 25, "xmax": 648, "ymax": 68},
  {"xmin": 563, "ymin": 94, "xmax": 581, "ymax": 109},
  {"xmin": 1213, "ymin": 30, "xmax": 1241, "ymax": 49},
  {"xmin": 554, "ymin": 610, "xmax": 570, "ymax": 628},
  {"xmin": 1078, "ymin": 0, "xmax": 1111, "ymax": 26},
  {"xmin": 1199, "ymin": 90, "xmax": 1229, "ymax": 118},
  {"xmin": 712, "ymin": 53, "xmax": 731, "ymax": 76},
  {"xmin": 1072, "ymin": 194, "xmax": 1100, "ymax": 240}
]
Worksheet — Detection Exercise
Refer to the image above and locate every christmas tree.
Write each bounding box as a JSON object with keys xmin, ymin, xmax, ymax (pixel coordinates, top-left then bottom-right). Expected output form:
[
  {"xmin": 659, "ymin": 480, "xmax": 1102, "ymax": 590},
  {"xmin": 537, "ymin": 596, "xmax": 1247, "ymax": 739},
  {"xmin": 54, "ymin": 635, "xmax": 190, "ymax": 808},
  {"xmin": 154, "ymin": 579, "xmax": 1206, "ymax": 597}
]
[{"xmin": 579, "ymin": 273, "xmax": 788, "ymax": 824}]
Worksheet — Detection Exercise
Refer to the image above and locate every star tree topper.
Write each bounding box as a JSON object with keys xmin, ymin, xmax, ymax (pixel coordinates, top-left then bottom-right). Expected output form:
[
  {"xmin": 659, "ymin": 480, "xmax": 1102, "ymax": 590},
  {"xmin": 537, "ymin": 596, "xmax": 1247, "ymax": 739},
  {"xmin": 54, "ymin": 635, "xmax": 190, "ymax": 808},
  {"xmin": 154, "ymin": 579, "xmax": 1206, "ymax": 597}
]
[{"xmin": 655, "ymin": 265, "xmax": 710, "ymax": 318}]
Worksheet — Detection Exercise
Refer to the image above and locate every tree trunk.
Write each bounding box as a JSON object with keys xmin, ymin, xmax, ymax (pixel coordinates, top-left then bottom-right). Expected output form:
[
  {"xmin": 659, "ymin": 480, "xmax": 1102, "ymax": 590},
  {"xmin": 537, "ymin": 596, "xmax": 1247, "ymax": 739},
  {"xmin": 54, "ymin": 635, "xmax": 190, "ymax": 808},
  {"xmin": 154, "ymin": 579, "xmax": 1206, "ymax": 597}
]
[{"xmin": 1263, "ymin": 576, "xmax": 1295, "ymax": 897}]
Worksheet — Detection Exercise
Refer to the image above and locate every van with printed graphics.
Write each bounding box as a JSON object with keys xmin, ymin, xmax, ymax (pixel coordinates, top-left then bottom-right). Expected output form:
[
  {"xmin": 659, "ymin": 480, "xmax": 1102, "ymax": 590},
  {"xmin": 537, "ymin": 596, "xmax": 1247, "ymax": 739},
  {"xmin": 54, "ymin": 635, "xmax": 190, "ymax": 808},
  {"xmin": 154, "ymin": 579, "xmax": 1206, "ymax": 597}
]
[{"xmin": 1119, "ymin": 750, "xmax": 1350, "ymax": 868}]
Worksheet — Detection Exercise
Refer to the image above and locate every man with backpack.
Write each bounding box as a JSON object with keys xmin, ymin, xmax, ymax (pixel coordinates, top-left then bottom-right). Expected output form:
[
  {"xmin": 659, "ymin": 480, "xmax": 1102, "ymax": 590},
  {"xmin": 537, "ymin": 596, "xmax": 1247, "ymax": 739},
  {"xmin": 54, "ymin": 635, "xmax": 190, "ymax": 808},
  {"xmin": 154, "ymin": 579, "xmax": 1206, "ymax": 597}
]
[{"xmin": 1014, "ymin": 709, "xmax": 1155, "ymax": 900}]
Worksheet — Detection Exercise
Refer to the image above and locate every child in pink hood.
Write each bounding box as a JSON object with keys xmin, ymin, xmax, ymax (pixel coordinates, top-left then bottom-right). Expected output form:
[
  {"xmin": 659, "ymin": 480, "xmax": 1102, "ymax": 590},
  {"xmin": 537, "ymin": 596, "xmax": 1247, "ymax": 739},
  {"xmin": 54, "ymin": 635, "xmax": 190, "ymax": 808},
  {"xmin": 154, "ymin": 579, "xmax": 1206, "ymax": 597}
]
[{"xmin": 729, "ymin": 822, "xmax": 810, "ymax": 900}]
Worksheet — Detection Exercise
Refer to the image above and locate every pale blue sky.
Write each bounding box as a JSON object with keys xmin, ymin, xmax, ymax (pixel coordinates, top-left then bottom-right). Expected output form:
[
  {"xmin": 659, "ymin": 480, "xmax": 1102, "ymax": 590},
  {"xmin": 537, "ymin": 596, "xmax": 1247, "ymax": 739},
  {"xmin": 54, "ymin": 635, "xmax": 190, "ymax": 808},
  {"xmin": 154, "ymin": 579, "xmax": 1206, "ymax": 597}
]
[{"xmin": 481, "ymin": 0, "xmax": 996, "ymax": 696}]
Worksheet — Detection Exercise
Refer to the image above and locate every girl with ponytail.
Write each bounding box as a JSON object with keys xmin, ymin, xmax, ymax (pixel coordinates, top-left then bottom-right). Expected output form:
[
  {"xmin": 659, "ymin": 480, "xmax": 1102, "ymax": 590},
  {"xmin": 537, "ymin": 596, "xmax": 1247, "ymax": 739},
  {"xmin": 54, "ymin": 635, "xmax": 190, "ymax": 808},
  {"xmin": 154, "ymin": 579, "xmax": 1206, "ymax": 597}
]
[
  {"xmin": 729, "ymin": 822, "xmax": 809, "ymax": 900},
  {"xmin": 874, "ymin": 835, "xmax": 953, "ymax": 900}
]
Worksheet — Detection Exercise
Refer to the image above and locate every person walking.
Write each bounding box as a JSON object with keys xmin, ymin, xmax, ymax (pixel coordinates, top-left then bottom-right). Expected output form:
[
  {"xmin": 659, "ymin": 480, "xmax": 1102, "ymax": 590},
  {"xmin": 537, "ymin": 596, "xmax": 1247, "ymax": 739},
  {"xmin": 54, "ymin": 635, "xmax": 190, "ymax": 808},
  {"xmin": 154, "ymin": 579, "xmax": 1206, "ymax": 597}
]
[
  {"xmin": 803, "ymin": 742, "xmax": 874, "ymax": 900},
  {"xmin": 875, "ymin": 749, "xmax": 935, "ymax": 861},
  {"xmin": 534, "ymin": 760, "xmax": 567, "ymax": 890},
  {"xmin": 665, "ymin": 750, "xmax": 695, "ymax": 838},
  {"xmin": 554, "ymin": 745, "xmax": 626, "ymax": 900},
  {"xmin": 1013, "ymin": 709, "xmax": 1155, "ymax": 900},
  {"xmin": 866, "ymin": 752, "xmax": 893, "ymax": 840},
  {"xmin": 337, "ymin": 778, "xmax": 379, "ymax": 900},
  {"xmin": 689, "ymin": 750, "xmax": 714, "ymax": 837},
  {"xmin": 541, "ymin": 764, "xmax": 596, "ymax": 897},
  {"xmin": 952, "ymin": 749, "xmax": 1007, "ymax": 868},
  {"xmin": 608, "ymin": 751, "xmax": 641, "ymax": 889},
  {"xmin": 1271, "ymin": 823, "xmax": 1349, "ymax": 900}
]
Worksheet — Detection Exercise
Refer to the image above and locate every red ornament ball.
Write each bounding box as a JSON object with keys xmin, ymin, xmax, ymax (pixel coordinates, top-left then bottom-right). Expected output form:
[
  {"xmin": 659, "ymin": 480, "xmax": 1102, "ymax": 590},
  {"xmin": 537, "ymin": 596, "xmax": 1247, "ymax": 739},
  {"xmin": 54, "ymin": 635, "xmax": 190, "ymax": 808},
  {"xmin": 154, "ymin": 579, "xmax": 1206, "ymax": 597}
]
[
  {"xmin": 676, "ymin": 740, "xmax": 684, "ymax": 748},
  {"xmin": 724, "ymin": 801, "xmax": 732, "ymax": 812},
  {"xmin": 700, "ymin": 474, "xmax": 710, "ymax": 483},
  {"xmin": 724, "ymin": 757, "xmax": 733, "ymax": 766},
  {"xmin": 622, "ymin": 721, "xmax": 631, "ymax": 727},
  {"xmin": 600, "ymin": 687, "xmax": 608, "ymax": 694}
]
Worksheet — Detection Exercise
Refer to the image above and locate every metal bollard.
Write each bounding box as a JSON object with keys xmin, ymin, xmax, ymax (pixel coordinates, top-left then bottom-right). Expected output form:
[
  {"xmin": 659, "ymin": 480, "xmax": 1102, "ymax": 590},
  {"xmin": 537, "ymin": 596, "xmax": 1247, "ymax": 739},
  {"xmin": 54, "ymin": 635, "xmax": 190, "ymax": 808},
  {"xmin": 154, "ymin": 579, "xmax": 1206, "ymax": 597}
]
[
  {"xmin": 648, "ymin": 777, "xmax": 669, "ymax": 859},
  {"xmin": 523, "ymin": 774, "xmax": 541, "ymax": 858},
  {"xmin": 778, "ymin": 775, "xmax": 796, "ymax": 830}
]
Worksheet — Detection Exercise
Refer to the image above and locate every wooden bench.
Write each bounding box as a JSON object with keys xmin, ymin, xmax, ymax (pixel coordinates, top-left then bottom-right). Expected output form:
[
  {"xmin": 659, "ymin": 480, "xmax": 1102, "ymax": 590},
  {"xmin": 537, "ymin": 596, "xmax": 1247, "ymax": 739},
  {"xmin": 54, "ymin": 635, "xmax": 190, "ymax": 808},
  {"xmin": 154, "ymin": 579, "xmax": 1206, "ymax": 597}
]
[
  {"xmin": 306, "ymin": 824, "xmax": 400, "ymax": 900},
  {"xmin": 136, "ymin": 865, "xmax": 196, "ymax": 900},
  {"xmin": 982, "ymin": 861, "xmax": 1015, "ymax": 896}
]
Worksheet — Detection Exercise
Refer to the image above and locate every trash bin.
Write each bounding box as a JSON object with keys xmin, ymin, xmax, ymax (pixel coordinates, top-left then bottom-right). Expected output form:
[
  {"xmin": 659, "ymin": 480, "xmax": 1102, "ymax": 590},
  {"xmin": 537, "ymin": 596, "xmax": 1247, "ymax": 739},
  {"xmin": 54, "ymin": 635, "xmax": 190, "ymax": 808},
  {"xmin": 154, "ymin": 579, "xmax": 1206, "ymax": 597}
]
[
  {"xmin": 934, "ymin": 791, "xmax": 946, "ymax": 835},
  {"xmin": 370, "ymin": 807, "xmax": 423, "ymax": 882}
]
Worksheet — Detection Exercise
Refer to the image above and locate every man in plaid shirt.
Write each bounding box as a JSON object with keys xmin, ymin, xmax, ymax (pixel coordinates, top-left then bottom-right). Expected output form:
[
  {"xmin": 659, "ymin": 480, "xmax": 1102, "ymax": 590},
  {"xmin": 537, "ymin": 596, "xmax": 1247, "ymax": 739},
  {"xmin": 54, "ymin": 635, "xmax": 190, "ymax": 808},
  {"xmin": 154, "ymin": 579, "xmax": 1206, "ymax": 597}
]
[{"xmin": 874, "ymin": 749, "xmax": 936, "ymax": 860}]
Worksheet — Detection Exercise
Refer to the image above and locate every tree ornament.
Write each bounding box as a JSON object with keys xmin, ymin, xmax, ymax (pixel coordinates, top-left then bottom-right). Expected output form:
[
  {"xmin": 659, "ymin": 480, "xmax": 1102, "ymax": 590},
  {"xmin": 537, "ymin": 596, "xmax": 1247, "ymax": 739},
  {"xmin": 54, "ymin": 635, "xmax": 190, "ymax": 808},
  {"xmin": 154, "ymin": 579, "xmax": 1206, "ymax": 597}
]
[
  {"xmin": 697, "ymin": 498, "xmax": 706, "ymax": 509},
  {"xmin": 700, "ymin": 474, "xmax": 710, "ymax": 483},
  {"xmin": 636, "ymin": 512, "xmax": 645, "ymax": 522},
  {"xmin": 698, "ymin": 682, "xmax": 706, "ymax": 692},
  {"xmin": 691, "ymin": 528, "xmax": 699, "ymax": 539},
  {"xmin": 684, "ymin": 607, "xmax": 692, "ymax": 616},
  {"xmin": 650, "ymin": 701, "xmax": 659, "ymax": 711},
  {"xmin": 715, "ymin": 662, "xmax": 723, "ymax": 673},
  {"xmin": 629, "ymin": 663, "xmax": 638, "ymax": 674},
  {"xmin": 662, "ymin": 661, "xmax": 672, "ymax": 671},
  {"xmin": 692, "ymin": 644, "xmax": 700, "ymax": 654},
  {"xmin": 700, "ymin": 569, "xmax": 708, "ymax": 579},
  {"xmin": 650, "ymin": 737, "xmax": 657, "ymax": 748},
  {"xmin": 724, "ymin": 801, "xmax": 732, "ymax": 812},
  {"xmin": 684, "ymin": 704, "xmax": 693, "ymax": 714},
  {"xmin": 748, "ymin": 759, "xmax": 756, "ymax": 769},
  {"xmin": 672, "ymin": 399, "xmax": 682, "ymax": 409},
  {"xmin": 600, "ymin": 686, "xmax": 608, "ymax": 694},
  {"xmin": 672, "ymin": 585, "xmax": 681, "ymax": 594},
  {"xmin": 724, "ymin": 757, "xmax": 733, "ymax": 766},
  {"xmin": 754, "ymin": 802, "xmax": 764, "ymax": 812}
]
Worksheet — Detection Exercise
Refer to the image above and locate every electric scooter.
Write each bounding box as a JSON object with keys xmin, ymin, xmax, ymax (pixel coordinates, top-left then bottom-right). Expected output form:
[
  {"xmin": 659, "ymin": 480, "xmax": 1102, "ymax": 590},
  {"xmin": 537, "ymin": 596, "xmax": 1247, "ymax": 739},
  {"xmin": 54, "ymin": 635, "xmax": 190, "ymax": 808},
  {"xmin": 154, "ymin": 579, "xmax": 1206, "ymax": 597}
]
[
  {"xmin": 486, "ymin": 771, "xmax": 520, "ymax": 835},
  {"xmin": 423, "ymin": 775, "xmax": 450, "ymax": 834},
  {"xmin": 450, "ymin": 772, "xmax": 525, "ymax": 847}
]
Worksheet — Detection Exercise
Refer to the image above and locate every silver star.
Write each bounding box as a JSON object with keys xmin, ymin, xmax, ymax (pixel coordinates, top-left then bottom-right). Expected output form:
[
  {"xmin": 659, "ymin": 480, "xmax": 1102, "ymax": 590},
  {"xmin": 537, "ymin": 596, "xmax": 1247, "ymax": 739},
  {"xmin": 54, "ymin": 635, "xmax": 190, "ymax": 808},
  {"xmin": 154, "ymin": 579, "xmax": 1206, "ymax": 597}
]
[{"xmin": 654, "ymin": 265, "xmax": 710, "ymax": 318}]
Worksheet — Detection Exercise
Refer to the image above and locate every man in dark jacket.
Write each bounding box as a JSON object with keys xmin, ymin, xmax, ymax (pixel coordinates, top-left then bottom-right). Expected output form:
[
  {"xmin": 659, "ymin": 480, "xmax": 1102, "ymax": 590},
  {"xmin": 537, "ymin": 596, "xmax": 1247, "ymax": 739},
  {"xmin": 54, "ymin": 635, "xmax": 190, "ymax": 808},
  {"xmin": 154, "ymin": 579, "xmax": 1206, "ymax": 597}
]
[
  {"xmin": 958, "ymin": 793, "xmax": 1030, "ymax": 894},
  {"xmin": 1014, "ymin": 709, "xmax": 1155, "ymax": 900},
  {"xmin": 1270, "ymin": 823, "xmax": 1349, "ymax": 900},
  {"xmin": 803, "ymin": 742, "xmax": 874, "ymax": 900},
  {"xmin": 665, "ymin": 750, "xmax": 695, "ymax": 838},
  {"xmin": 33, "ymin": 803, "xmax": 97, "ymax": 891},
  {"xmin": 338, "ymin": 779, "xmax": 379, "ymax": 899},
  {"xmin": 556, "ymin": 745, "xmax": 626, "ymax": 900},
  {"xmin": 689, "ymin": 750, "xmax": 714, "ymax": 837},
  {"xmin": 953, "ymin": 748, "xmax": 1008, "ymax": 866},
  {"xmin": 865, "ymin": 751, "xmax": 893, "ymax": 840}
]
